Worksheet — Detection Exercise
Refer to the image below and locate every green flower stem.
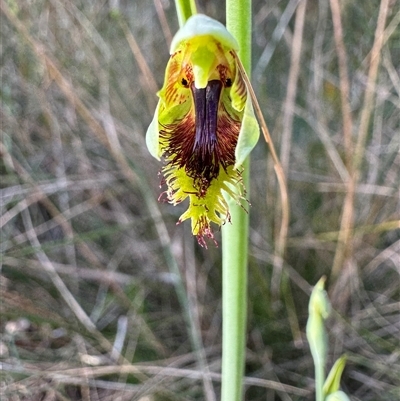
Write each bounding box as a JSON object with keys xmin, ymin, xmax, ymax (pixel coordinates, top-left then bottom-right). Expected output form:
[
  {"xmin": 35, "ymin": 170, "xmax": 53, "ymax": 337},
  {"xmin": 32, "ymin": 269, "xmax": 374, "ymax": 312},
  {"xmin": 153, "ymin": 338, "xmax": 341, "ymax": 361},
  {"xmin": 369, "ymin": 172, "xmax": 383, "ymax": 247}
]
[
  {"xmin": 315, "ymin": 362, "xmax": 325, "ymax": 401},
  {"xmin": 175, "ymin": 0, "xmax": 197, "ymax": 27},
  {"xmin": 221, "ymin": 0, "xmax": 252, "ymax": 400},
  {"xmin": 221, "ymin": 162, "xmax": 250, "ymax": 401}
]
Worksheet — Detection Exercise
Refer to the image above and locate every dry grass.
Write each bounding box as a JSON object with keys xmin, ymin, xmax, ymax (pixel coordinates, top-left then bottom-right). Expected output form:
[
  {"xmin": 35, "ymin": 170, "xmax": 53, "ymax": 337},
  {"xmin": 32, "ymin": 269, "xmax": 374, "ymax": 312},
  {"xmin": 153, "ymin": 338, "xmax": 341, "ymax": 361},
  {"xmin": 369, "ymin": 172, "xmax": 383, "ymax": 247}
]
[{"xmin": 1, "ymin": 0, "xmax": 399, "ymax": 400}]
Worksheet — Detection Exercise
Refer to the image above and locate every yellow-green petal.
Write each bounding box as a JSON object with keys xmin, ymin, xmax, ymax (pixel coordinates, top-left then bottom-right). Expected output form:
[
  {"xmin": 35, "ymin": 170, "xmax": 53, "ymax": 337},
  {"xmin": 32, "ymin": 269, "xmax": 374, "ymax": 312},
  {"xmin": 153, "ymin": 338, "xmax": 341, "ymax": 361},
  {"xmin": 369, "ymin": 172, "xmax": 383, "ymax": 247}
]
[
  {"xmin": 234, "ymin": 85, "xmax": 260, "ymax": 169},
  {"xmin": 145, "ymin": 100, "xmax": 162, "ymax": 160}
]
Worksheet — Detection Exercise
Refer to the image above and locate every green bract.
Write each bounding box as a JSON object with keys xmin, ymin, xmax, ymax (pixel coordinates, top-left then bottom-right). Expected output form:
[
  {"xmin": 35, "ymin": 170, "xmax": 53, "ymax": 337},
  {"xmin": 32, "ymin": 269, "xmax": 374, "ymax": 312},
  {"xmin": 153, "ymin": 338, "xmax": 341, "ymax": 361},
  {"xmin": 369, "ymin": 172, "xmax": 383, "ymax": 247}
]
[{"xmin": 324, "ymin": 355, "xmax": 347, "ymax": 396}]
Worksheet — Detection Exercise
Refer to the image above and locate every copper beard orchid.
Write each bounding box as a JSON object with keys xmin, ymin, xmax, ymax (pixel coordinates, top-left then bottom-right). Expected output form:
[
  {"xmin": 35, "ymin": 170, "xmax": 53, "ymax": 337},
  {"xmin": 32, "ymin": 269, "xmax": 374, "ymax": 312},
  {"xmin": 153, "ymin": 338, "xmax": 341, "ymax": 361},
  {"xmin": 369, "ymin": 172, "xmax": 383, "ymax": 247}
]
[{"xmin": 146, "ymin": 14, "xmax": 259, "ymax": 247}]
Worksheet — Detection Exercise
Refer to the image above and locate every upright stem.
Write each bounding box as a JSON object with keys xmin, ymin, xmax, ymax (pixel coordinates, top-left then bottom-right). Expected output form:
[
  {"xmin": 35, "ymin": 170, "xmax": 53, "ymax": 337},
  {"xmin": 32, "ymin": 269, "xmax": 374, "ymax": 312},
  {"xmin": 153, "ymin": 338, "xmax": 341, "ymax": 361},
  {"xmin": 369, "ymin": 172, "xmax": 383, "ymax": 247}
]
[
  {"xmin": 175, "ymin": 0, "xmax": 197, "ymax": 27},
  {"xmin": 315, "ymin": 360, "xmax": 325, "ymax": 401},
  {"xmin": 221, "ymin": 0, "xmax": 252, "ymax": 400}
]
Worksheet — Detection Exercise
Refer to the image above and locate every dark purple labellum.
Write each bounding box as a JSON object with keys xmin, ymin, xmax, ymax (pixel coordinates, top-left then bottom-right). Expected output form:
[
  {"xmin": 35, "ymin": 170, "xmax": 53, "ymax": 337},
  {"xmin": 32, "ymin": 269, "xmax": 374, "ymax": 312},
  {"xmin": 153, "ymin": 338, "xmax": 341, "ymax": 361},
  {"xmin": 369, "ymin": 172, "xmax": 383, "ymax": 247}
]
[
  {"xmin": 190, "ymin": 80, "xmax": 223, "ymax": 181},
  {"xmin": 160, "ymin": 78, "xmax": 240, "ymax": 196}
]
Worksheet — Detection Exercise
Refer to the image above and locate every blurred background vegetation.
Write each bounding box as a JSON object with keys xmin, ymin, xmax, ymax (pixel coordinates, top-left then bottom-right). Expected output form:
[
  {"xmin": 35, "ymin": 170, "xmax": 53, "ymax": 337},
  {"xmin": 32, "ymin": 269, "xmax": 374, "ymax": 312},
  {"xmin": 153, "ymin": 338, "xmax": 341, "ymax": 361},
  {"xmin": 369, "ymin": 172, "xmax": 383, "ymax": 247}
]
[{"xmin": 1, "ymin": 0, "xmax": 399, "ymax": 400}]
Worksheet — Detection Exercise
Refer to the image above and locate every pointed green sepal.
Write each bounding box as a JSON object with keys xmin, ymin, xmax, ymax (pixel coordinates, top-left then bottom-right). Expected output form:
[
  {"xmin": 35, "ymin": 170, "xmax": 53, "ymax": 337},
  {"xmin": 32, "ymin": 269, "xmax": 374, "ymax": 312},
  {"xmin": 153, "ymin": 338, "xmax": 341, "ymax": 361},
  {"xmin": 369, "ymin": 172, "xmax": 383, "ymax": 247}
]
[{"xmin": 323, "ymin": 355, "xmax": 347, "ymax": 396}]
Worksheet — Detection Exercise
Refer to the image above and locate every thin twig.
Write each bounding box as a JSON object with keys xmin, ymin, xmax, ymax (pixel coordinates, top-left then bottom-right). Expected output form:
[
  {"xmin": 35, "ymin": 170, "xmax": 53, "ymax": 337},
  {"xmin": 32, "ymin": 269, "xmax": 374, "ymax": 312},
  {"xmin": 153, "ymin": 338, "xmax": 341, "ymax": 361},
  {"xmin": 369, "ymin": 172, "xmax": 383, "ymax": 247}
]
[
  {"xmin": 235, "ymin": 53, "xmax": 290, "ymax": 291},
  {"xmin": 0, "ymin": 362, "xmax": 311, "ymax": 396},
  {"xmin": 287, "ymin": 220, "xmax": 400, "ymax": 244},
  {"xmin": 154, "ymin": 0, "xmax": 173, "ymax": 47},
  {"xmin": 275, "ymin": 0, "xmax": 307, "ymax": 346},
  {"xmin": 331, "ymin": 0, "xmax": 391, "ymax": 279},
  {"xmin": 118, "ymin": 17, "xmax": 159, "ymax": 111},
  {"xmin": 329, "ymin": 0, "xmax": 354, "ymax": 166}
]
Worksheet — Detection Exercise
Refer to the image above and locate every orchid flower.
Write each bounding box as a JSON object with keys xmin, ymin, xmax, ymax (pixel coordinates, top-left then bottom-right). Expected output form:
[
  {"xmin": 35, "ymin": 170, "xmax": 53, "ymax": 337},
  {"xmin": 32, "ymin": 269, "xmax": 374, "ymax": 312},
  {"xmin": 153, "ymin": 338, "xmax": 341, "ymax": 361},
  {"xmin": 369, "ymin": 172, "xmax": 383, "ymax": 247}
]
[{"xmin": 146, "ymin": 14, "xmax": 259, "ymax": 247}]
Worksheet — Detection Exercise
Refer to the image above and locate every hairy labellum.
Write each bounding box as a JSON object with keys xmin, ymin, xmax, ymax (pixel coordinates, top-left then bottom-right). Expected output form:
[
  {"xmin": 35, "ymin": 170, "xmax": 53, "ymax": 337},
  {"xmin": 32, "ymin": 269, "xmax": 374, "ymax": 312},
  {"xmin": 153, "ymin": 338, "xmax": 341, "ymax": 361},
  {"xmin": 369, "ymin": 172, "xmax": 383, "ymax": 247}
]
[{"xmin": 160, "ymin": 80, "xmax": 241, "ymax": 192}]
